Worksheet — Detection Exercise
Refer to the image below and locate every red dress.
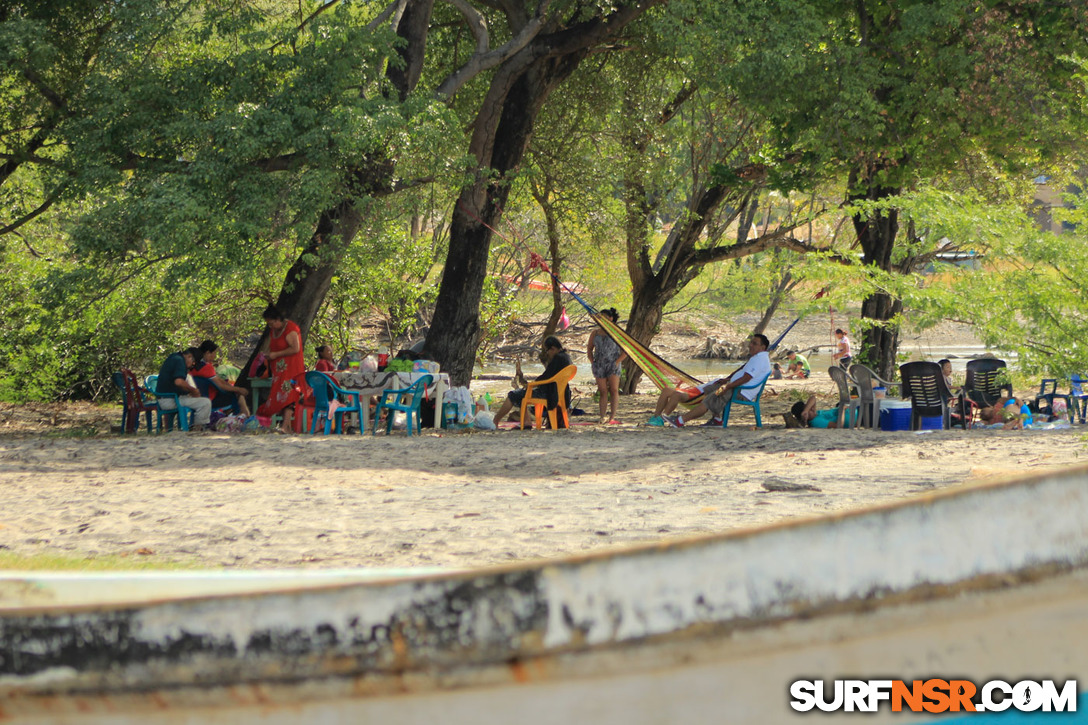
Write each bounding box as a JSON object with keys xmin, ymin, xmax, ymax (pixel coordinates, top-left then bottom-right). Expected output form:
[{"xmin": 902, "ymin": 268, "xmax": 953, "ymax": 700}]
[
  {"xmin": 258, "ymin": 321, "xmax": 309, "ymax": 416},
  {"xmin": 315, "ymin": 359, "xmax": 337, "ymax": 373}
]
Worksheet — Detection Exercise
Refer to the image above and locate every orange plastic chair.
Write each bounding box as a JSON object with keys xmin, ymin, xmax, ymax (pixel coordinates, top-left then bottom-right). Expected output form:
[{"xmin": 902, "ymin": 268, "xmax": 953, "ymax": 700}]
[{"xmin": 520, "ymin": 365, "xmax": 577, "ymax": 430}]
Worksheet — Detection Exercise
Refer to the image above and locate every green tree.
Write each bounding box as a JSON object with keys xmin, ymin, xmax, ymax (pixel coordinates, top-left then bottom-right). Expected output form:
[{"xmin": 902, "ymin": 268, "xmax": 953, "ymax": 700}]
[{"xmin": 732, "ymin": 0, "xmax": 1088, "ymax": 377}]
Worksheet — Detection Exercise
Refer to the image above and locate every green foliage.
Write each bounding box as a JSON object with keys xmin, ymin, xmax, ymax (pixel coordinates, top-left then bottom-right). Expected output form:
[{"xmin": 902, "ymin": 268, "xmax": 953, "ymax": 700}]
[
  {"xmin": 313, "ymin": 203, "xmax": 442, "ymax": 354},
  {"xmin": 0, "ymin": 549, "xmax": 195, "ymax": 570},
  {"xmin": 0, "ymin": 241, "xmax": 212, "ymax": 401},
  {"xmin": 4, "ymin": 0, "xmax": 1088, "ymax": 402}
]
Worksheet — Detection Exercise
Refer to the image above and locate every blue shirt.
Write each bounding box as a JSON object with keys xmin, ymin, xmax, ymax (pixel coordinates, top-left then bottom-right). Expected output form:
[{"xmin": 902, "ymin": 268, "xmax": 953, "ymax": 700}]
[
  {"xmin": 811, "ymin": 408, "xmax": 853, "ymax": 428},
  {"xmin": 156, "ymin": 353, "xmax": 189, "ymax": 395}
]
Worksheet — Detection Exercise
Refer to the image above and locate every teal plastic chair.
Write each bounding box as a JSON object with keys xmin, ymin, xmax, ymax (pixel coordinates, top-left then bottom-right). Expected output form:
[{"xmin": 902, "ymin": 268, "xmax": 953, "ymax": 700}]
[
  {"xmin": 720, "ymin": 372, "xmax": 771, "ymax": 428},
  {"xmin": 304, "ymin": 371, "xmax": 365, "ymax": 434},
  {"xmin": 193, "ymin": 376, "xmax": 242, "ymax": 415},
  {"xmin": 145, "ymin": 374, "xmax": 194, "ymax": 432},
  {"xmin": 373, "ymin": 374, "xmax": 433, "ymax": 436}
]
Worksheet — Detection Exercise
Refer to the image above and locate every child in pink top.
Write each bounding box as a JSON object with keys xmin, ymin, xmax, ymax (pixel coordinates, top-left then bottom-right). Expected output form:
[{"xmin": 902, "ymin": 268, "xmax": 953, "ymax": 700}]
[{"xmin": 314, "ymin": 345, "xmax": 340, "ymax": 372}]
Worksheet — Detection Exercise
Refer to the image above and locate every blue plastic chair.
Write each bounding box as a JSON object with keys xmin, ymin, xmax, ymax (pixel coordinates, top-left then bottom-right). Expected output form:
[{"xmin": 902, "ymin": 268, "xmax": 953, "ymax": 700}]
[
  {"xmin": 193, "ymin": 376, "xmax": 242, "ymax": 415},
  {"xmin": 720, "ymin": 372, "xmax": 771, "ymax": 428},
  {"xmin": 373, "ymin": 374, "xmax": 433, "ymax": 436},
  {"xmin": 145, "ymin": 374, "xmax": 194, "ymax": 432},
  {"xmin": 304, "ymin": 371, "xmax": 365, "ymax": 435}
]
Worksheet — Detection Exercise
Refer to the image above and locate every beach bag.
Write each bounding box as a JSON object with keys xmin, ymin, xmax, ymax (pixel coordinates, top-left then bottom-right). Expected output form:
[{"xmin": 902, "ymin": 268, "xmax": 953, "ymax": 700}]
[
  {"xmin": 215, "ymin": 414, "xmax": 246, "ymax": 433},
  {"xmin": 248, "ymin": 352, "xmax": 268, "ymax": 378},
  {"xmin": 445, "ymin": 386, "xmax": 474, "ymax": 423}
]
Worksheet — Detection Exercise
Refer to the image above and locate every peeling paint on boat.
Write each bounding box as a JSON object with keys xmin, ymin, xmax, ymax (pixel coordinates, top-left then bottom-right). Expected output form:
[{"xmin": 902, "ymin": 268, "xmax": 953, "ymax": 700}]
[{"xmin": 2, "ymin": 466, "xmax": 1088, "ymax": 722}]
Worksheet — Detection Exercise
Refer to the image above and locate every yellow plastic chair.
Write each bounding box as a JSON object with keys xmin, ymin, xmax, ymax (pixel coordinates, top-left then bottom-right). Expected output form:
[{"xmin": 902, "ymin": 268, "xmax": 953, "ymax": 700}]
[{"xmin": 520, "ymin": 365, "xmax": 577, "ymax": 430}]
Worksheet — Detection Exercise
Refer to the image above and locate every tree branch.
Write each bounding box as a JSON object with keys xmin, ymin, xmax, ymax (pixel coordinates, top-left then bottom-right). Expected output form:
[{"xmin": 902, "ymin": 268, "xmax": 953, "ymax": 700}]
[
  {"xmin": 370, "ymin": 0, "xmax": 407, "ymax": 32},
  {"xmin": 0, "ymin": 190, "xmax": 63, "ymax": 237},
  {"xmin": 435, "ymin": 0, "xmax": 554, "ymax": 98},
  {"xmin": 446, "ymin": 0, "xmax": 489, "ymax": 56},
  {"xmin": 689, "ymin": 225, "xmax": 851, "ymax": 267},
  {"xmin": 20, "ymin": 67, "xmax": 66, "ymax": 110}
]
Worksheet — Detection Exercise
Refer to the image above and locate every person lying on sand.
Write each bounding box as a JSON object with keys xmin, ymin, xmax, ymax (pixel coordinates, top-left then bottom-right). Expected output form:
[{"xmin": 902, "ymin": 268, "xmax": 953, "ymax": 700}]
[
  {"xmin": 977, "ymin": 397, "xmax": 1026, "ymax": 428},
  {"xmin": 785, "ymin": 395, "xmax": 854, "ymax": 428},
  {"xmin": 650, "ymin": 334, "xmax": 771, "ymax": 427}
]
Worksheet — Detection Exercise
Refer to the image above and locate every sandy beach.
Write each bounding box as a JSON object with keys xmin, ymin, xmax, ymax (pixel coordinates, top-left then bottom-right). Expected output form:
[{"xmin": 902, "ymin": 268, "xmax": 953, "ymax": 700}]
[{"xmin": 1, "ymin": 376, "xmax": 1084, "ymax": 570}]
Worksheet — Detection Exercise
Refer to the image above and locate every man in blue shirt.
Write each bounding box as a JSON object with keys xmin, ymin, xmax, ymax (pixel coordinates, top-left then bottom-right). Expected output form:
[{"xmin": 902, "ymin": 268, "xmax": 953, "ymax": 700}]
[{"xmin": 155, "ymin": 348, "xmax": 212, "ymax": 430}]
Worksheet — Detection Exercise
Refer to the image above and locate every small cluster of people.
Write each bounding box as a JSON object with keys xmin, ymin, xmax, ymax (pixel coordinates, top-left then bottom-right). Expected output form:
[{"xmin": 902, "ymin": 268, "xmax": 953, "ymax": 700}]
[
  {"xmin": 155, "ymin": 305, "xmax": 347, "ymax": 433},
  {"xmin": 153, "ymin": 341, "xmax": 251, "ymax": 432}
]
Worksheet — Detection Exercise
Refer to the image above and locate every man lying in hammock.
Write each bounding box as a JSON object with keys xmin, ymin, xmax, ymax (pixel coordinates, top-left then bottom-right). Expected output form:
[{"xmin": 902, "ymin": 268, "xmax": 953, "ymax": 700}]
[{"xmin": 647, "ymin": 334, "xmax": 771, "ymax": 427}]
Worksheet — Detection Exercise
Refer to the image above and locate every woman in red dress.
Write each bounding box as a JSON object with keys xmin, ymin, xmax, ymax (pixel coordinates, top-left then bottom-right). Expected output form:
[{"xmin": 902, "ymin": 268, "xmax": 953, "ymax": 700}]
[{"xmin": 257, "ymin": 305, "xmax": 309, "ymax": 433}]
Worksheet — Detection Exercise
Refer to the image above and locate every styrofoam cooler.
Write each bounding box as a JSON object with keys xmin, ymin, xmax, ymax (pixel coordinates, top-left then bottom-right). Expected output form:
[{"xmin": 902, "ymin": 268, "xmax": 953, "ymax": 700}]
[{"xmin": 879, "ymin": 399, "xmax": 912, "ymax": 431}]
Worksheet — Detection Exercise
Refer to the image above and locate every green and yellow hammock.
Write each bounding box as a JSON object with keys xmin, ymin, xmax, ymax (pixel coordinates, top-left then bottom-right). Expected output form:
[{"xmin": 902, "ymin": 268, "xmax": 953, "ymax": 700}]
[{"xmin": 526, "ymin": 252, "xmax": 802, "ymax": 398}]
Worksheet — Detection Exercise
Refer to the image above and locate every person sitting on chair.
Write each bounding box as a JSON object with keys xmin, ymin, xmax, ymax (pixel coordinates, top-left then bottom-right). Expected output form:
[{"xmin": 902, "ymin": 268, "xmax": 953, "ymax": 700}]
[
  {"xmin": 155, "ymin": 347, "xmax": 212, "ymax": 431},
  {"xmin": 493, "ymin": 336, "xmax": 573, "ymax": 428},
  {"xmin": 651, "ymin": 334, "xmax": 771, "ymax": 427},
  {"xmin": 192, "ymin": 340, "xmax": 250, "ymax": 417},
  {"xmin": 314, "ymin": 345, "xmax": 343, "ymax": 373}
]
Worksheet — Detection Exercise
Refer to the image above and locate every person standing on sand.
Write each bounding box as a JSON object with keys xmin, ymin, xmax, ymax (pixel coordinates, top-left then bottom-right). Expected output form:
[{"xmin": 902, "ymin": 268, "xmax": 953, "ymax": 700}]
[
  {"xmin": 493, "ymin": 336, "xmax": 573, "ymax": 428},
  {"xmin": 649, "ymin": 334, "xmax": 771, "ymax": 427},
  {"xmin": 154, "ymin": 347, "xmax": 212, "ymax": 431},
  {"xmin": 587, "ymin": 308, "xmax": 627, "ymax": 424},
  {"xmin": 257, "ymin": 304, "xmax": 310, "ymax": 433},
  {"xmin": 832, "ymin": 328, "xmax": 852, "ymax": 370}
]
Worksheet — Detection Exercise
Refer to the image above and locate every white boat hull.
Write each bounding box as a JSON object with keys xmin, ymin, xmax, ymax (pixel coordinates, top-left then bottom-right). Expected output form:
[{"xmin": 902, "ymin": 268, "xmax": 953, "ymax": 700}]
[{"xmin": 4, "ymin": 466, "xmax": 1088, "ymax": 723}]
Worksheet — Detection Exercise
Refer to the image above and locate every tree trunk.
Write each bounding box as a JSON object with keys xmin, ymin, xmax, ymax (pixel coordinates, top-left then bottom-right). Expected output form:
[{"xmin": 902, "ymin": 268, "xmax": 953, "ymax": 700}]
[
  {"xmin": 236, "ymin": 201, "xmax": 363, "ymax": 390},
  {"xmin": 850, "ymin": 164, "xmax": 902, "ymax": 380},
  {"xmin": 425, "ymin": 52, "xmax": 588, "ymax": 385},
  {"xmin": 620, "ymin": 282, "xmax": 668, "ymax": 393},
  {"xmin": 539, "ymin": 190, "xmax": 564, "ymax": 339},
  {"xmin": 752, "ymin": 270, "xmax": 793, "ymax": 338},
  {"xmin": 238, "ymin": 0, "xmax": 434, "ymax": 387},
  {"xmin": 860, "ymin": 292, "xmax": 902, "ymax": 380}
]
